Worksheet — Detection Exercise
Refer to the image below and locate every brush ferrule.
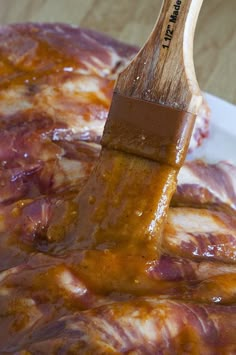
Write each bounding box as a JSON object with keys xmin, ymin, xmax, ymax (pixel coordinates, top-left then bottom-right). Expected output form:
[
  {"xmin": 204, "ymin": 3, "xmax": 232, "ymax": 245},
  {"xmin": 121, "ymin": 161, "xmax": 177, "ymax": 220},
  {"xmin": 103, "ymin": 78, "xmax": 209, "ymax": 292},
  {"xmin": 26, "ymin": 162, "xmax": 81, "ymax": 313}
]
[{"xmin": 102, "ymin": 93, "xmax": 196, "ymax": 168}]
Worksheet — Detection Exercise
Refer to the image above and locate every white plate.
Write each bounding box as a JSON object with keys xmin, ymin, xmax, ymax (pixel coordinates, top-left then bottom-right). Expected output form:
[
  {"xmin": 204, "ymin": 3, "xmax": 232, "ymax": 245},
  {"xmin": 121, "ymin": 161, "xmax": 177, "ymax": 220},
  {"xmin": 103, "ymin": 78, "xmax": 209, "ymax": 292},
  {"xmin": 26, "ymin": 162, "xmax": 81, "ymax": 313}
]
[{"xmin": 188, "ymin": 93, "xmax": 236, "ymax": 164}]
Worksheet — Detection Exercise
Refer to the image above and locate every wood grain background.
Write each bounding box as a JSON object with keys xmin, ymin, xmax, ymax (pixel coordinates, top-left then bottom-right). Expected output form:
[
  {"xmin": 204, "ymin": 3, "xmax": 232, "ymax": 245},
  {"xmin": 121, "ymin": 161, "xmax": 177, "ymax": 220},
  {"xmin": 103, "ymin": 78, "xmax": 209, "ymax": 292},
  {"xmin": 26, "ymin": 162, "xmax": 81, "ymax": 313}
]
[{"xmin": 0, "ymin": 0, "xmax": 235, "ymax": 104}]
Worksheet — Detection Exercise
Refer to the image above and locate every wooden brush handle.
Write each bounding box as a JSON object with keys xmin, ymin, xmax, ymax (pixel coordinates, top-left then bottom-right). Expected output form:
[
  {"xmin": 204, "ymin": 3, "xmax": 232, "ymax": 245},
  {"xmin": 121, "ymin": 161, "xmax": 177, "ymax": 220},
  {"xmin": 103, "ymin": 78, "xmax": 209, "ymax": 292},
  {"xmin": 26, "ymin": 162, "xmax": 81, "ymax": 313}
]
[{"xmin": 115, "ymin": 0, "xmax": 203, "ymax": 114}]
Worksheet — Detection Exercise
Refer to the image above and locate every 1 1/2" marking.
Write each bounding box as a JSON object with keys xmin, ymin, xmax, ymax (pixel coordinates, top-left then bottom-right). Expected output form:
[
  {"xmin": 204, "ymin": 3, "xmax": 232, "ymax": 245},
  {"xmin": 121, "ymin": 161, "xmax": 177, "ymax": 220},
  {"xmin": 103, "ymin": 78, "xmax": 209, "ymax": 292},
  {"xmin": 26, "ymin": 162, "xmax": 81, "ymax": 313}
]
[
  {"xmin": 163, "ymin": 24, "xmax": 174, "ymax": 49},
  {"xmin": 162, "ymin": 0, "xmax": 182, "ymax": 49}
]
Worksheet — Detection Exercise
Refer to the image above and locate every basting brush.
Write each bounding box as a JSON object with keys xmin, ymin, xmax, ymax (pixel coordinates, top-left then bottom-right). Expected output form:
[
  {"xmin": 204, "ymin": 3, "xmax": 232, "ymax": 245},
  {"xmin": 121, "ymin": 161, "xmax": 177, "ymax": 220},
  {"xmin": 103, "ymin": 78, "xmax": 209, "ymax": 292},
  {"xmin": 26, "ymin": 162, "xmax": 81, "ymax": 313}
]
[{"xmin": 76, "ymin": 0, "xmax": 204, "ymax": 260}]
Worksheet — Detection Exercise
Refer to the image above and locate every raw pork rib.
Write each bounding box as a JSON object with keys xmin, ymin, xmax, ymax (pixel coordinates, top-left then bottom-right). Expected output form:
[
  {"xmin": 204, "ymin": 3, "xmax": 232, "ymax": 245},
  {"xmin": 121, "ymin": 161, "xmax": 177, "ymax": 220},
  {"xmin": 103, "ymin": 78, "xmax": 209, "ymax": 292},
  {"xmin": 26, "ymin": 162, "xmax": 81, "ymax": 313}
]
[{"xmin": 0, "ymin": 24, "xmax": 235, "ymax": 353}]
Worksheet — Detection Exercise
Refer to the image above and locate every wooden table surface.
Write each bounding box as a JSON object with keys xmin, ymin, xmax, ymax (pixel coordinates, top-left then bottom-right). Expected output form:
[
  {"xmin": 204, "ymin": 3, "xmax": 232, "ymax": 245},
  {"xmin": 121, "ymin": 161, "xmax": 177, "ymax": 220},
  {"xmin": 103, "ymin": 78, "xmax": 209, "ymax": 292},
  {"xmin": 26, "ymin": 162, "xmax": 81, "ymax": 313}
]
[{"xmin": 0, "ymin": 0, "xmax": 235, "ymax": 105}]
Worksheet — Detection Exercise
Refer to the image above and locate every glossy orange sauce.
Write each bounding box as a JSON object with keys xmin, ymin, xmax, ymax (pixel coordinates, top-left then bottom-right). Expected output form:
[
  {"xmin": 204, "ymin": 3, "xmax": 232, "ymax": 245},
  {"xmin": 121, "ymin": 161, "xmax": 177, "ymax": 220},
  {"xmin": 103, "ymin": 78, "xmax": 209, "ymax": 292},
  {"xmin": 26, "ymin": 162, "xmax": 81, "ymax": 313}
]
[{"xmin": 0, "ymin": 27, "xmax": 82, "ymax": 89}]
